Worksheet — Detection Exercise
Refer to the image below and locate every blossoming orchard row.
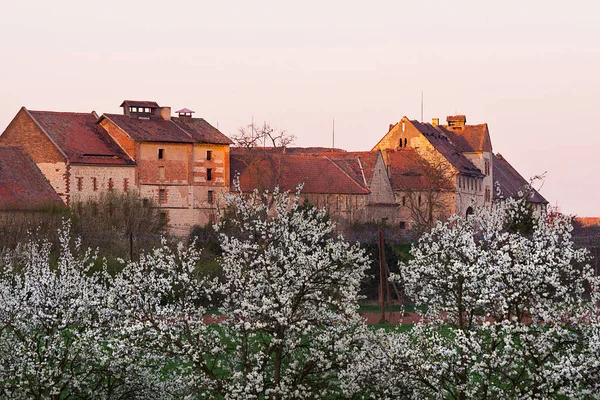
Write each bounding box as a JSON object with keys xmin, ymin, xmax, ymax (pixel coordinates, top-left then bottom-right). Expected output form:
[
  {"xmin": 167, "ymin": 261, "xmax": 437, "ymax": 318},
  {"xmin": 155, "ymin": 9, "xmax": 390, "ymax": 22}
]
[{"xmin": 1, "ymin": 184, "xmax": 599, "ymax": 399}]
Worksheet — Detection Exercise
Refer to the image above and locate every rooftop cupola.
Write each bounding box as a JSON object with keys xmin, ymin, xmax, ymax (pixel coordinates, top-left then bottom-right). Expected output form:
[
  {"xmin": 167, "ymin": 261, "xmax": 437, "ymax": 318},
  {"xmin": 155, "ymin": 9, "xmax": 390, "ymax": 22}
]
[
  {"xmin": 120, "ymin": 100, "xmax": 159, "ymax": 118},
  {"xmin": 446, "ymin": 115, "xmax": 466, "ymax": 129},
  {"xmin": 176, "ymin": 108, "xmax": 195, "ymax": 123}
]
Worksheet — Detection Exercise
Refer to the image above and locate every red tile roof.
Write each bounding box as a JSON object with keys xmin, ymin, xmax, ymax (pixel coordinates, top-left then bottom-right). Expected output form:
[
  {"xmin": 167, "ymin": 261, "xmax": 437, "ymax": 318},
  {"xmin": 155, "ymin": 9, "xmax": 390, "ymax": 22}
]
[
  {"xmin": 27, "ymin": 110, "xmax": 134, "ymax": 165},
  {"xmin": 102, "ymin": 114, "xmax": 195, "ymax": 143},
  {"xmin": 440, "ymin": 124, "xmax": 492, "ymax": 153},
  {"xmin": 316, "ymin": 151, "xmax": 379, "ymax": 188},
  {"xmin": 231, "ymin": 152, "xmax": 370, "ymax": 195},
  {"xmin": 411, "ymin": 121, "xmax": 485, "ymax": 178},
  {"xmin": 172, "ymin": 117, "xmax": 233, "ymax": 145},
  {"xmin": 0, "ymin": 146, "xmax": 64, "ymax": 210},
  {"xmin": 493, "ymin": 153, "xmax": 547, "ymax": 204},
  {"xmin": 575, "ymin": 217, "xmax": 600, "ymax": 227}
]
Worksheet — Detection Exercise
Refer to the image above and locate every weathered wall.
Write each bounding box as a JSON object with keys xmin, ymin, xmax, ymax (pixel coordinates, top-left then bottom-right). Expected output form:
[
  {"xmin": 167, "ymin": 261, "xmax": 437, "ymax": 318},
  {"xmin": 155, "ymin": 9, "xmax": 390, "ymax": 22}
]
[
  {"xmin": 192, "ymin": 144, "xmax": 229, "ymax": 186},
  {"xmin": 139, "ymin": 143, "xmax": 190, "ymax": 185},
  {"xmin": 368, "ymin": 155, "xmax": 395, "ymax": 205},
  {"xmin": 69, "ymin": 165, "xmax": 136, "ymax": 202},
  {"xmin": 98, "ymin": 118, "xmax": 137, "ymax": 161}
]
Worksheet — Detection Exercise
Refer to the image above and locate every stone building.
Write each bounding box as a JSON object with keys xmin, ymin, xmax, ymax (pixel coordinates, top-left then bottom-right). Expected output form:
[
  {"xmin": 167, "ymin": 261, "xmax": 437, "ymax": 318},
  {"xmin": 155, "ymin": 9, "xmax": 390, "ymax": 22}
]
[
  {"xmin": 1, "ymin": 104, "xmax": 546, "ymax": 233},
  {"xmin": 232, "ymin": 114, "xmax": 546, "ymax": 230},
  {"xmin": 0, "ymin": 108, "xmax": 136, "ymax": 206},
  {"xmin": 0, "ymin": 101, "xmax": 232, "ymax": 235},
  {"xmin": 97, "ymin": 101, "xmax": 232, "ymax": 234}
]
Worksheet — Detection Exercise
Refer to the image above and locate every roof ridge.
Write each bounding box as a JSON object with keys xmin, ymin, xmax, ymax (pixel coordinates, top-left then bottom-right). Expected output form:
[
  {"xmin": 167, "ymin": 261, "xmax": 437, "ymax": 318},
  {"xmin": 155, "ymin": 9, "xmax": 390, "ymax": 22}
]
[{"xmin": 29, "ymin": 110, "xmax": 94, "ymax": 116}]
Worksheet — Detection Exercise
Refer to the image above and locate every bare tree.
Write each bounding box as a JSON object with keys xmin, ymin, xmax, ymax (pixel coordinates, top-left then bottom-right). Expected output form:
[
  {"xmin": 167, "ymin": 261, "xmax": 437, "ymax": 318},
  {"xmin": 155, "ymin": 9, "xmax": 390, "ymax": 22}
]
[
  {"xmin": 231, "ymin": 122, "xmax": 296, "ymax": 198},
  {"xmin": 232, "ymin": 121, "xmax": 296, "ymax": 151},
  {"xmin": 401, "ymin": 150, "xmax": 454, "ymax": 234}
]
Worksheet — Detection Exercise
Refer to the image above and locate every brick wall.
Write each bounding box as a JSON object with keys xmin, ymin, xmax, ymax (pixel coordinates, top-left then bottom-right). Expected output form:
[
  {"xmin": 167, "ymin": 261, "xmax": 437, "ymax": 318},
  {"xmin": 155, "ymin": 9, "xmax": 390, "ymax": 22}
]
[
  {"xmin": 99, "ymin": 119, "xmax": 137, "ymax": 160},
  {"xmin": 0, "ymin": 108, "xmax": 69, "ymax": 204},
  {"xmin": 192, "ymin": 144, "xmax": 229, "ymax": 186}
]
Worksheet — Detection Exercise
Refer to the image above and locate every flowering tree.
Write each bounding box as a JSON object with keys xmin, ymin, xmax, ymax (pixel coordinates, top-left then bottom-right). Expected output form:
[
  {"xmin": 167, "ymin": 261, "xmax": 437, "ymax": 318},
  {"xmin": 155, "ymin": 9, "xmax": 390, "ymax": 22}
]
[
  {"xmin": 214, "ymin": 185, "xmax": 373, "ymax": 399},
  {"xmin": 394, "ymin": 195, "xmax": 599, "ymax": 399},
  {"xmin": 0, "ymin": 222, "xmax": 156, "ymax": 399}
]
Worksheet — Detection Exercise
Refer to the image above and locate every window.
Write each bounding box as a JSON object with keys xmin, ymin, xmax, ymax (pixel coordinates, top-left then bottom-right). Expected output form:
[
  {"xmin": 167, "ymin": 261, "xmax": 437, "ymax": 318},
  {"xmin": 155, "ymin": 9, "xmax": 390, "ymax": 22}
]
[
  {"xmin": 402, "ymin": 196, "xmax": 406, "ymax": 206},
  {"xmin": 131, "ymin": 107, "xmax": 138, "ymax": 112},
  {"xmin": 418, "ymin": 195, "xmax": 422, "ymax": 206},
  {"xmin": 207, "ymin": 150, "xmax": 212, "ymax": 161},
  {"xmin": 77, "ymin": 177, "xmax": 83, "ymax": 191},
  {"xmin": 399, "ymin": 221, "xmax": 406, "ymax": 229},
  {"xmin": 158, "ymin": 189, "xmax": 166, "ymax": 204},
  {"xmin": 160, "ymin": 211, "xmax": 168, "ymax": 224},
  {"xmin": 207, "ymin": 168, "xmax": 213, "ymax": 181},
  {"xmin": 108, "ymin": 178, "xmax": 114, "ymax": 191},
  {"xmin": 485, "ymin": 159, "xmax": 490, "ymax": 176},
  {"xmin": 485, "ymin": 186, "xmax": 491, "ymax": 202},
  {"xmin": 158, "ymin": 148, "xmax": 164, "ymax": 160},
  {"xmin": 158, "ymin": 166, "xmax": 165, "ymax": 180},
  {"xmin": 208, "ymin": 190, "xmax": 214, "ymax": 204},
  {"xmin": 123, "ymin": 178, "xmax": 129, "ymax": 192},
  {"xmin": 92, "ymin": 177, "xmax": 98, "ymax": 191}
]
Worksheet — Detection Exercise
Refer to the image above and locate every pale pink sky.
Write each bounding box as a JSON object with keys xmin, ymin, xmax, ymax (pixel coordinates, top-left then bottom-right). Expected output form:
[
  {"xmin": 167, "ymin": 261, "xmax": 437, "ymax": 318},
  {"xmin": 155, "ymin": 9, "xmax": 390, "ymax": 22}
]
[{"xmin": 1, "ymin": 1, "xmax": 599, "ymax": 216}]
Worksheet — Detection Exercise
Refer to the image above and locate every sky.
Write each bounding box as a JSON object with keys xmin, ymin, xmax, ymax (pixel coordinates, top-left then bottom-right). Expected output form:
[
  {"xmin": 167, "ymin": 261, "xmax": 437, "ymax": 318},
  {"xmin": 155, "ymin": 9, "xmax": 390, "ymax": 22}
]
[{"xmin": 1, "ymin": 0, "xmax": 599, "ymax": 216}]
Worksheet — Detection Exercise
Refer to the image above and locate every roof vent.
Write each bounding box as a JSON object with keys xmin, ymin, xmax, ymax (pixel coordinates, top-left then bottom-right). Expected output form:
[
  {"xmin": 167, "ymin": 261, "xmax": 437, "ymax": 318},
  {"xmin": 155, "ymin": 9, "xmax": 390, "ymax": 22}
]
[
  {"xmin": 120, "ymin": 100, "xmax": 159, "ymax": 117},
  {"xmin": 176, "ymin": 108, "xmax": 195, "ymax": 123},
  {"xmin": 432, "ymin": 118, "xmax": 439, "ymax": 126},
  {"xmin": 446, "ymin": 115, "xmax": 466, "ymax": 129}
]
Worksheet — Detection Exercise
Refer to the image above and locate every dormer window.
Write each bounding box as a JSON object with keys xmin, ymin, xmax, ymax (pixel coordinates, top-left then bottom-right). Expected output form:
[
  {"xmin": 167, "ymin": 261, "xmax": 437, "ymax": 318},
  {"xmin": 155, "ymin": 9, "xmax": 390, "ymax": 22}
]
[{"xmin": 120, "ymin": 100, "xmax": 159, "ymax": 117}]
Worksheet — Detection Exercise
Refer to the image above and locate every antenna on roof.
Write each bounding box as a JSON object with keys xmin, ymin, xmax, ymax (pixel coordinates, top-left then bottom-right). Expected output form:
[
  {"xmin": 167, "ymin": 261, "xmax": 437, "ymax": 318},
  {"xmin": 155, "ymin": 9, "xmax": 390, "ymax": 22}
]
[
  {"xmin": 332, "ymin": 118, "xmax": 335, "ymax": 150},
  {"xmin": 421, "ymin": 91, "xmax": 424, "ymax": 122}
]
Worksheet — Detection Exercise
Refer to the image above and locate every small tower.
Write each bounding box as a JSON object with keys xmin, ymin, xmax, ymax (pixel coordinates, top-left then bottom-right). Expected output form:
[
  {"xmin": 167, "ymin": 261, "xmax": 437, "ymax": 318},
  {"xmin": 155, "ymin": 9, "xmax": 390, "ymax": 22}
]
[{"xmin": 176, "ymin": 108, "xmax": 195, "ymax": 123}]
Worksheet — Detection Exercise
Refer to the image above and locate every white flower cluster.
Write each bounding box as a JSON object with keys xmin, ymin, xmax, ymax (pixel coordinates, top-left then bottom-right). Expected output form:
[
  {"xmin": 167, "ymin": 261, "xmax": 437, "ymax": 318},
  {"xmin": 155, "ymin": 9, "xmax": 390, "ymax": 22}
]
[
  {"xmin": 389, "ymin": 196, "xmax": 600, "ymax": 399},
  {"xmin": 1, "ymin": 188, "xmax": 598, "ymax": 399}
]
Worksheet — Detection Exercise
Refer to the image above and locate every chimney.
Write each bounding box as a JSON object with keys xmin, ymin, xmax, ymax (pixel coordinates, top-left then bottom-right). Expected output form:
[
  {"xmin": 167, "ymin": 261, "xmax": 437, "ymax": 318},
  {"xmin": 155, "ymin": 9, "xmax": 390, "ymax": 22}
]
[
  {"xmin": 432, "ymin": 118, "xmax": 439, "ymax": 126},
  {"xmin": 389, "ymin": 123, "xmax": 394, "ymax": 131},
  {"xmin": 446, "ymin": 115, "xmax": 466, "ymax": 129},
  {"xmin": 159, "ymin": 106, "xmax": 171, "ymax": 121}
]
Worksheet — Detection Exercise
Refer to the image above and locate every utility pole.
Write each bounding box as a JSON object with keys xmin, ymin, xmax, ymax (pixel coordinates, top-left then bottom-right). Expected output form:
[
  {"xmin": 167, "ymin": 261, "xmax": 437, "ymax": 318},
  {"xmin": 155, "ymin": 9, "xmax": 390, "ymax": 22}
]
[
  {"xmin": 378, "ymin": 222, "xmax": 389, "ymax": 324},
  {"xmin": 332, "ymin": 118, "xmax": 335, "ymax": 150},
  {"xmin": 421, "ymin": 91, "xmax": 424, "ymax": 122}
]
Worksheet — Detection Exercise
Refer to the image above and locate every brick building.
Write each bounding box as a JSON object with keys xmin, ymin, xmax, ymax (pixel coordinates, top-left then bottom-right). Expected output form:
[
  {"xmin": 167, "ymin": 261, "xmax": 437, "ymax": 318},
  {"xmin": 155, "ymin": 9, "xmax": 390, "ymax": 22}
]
[
  {"xmin": 1, "ymin": 104, "xmax": 545, "ymax": 233},
  {"xmin": 0, "ymin": 101, "xmax": 232, "ymax": 234},
  {"xmin": 232, "ymin": 114, "xmax": 546, "ymax": 230},
  {"xmin": 0, "ymin": 108, "xmax": 135, "ymax": 206}
]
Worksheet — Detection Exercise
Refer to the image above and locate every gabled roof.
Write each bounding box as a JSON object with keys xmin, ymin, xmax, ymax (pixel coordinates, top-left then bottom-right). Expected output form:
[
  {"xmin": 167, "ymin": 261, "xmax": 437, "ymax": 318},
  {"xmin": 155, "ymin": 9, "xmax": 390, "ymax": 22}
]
[
  {"xmin": 382, "ymin": 149, "xmax": 453, "ymax": 191},
  {"xmin": 493, "ymin": 153, "xmax": 547, "ymax": 204},
  {"xmin": 316, "ymin": 151, "xmax": 379, "ymax": 188},
  {"xmin": 101, "ymin": 114, "xmax": 195, "ymax": 143},
  {"xmin": 172, "ymin": 117, "xmax": 233, "ymax": 145},
  {"xmin": 0, "ymin": 147, "xmax": 64, "ymax": 210},
  {"xmin": 231, "ymin": 152, "xmax": 370, "ymax": 195},
  {"xmin": 411, "ymin": 121, "xmax": 484, "ymax": 178},
  {"xmin": 439, "ymin": 124, "xmax": 491, "ymax": 153},
  {"xmin": 120, "ymin": 100, "xmax": 159, "ymax": 108},
  {"xmin": 27, "ymin": 110, "xmax": 134, "ymax": 165}
]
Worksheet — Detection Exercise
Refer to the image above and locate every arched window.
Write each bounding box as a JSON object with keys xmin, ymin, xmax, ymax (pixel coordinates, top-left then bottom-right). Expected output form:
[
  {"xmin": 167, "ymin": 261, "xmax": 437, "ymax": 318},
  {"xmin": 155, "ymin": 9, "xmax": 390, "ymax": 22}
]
[{"xmin": 466, "ymin": 206, "xmax": 474, "ymax": 217}]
